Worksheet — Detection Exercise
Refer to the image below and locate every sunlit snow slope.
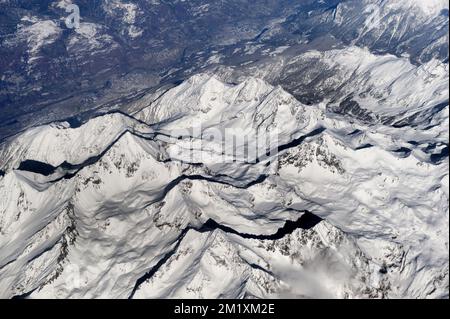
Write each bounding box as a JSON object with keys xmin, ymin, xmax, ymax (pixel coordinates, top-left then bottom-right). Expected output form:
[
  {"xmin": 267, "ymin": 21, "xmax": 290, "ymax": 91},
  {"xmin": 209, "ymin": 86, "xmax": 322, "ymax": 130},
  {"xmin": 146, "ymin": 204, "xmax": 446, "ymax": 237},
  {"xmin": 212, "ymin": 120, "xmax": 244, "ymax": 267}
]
[{"xmin": 0, "ymin": 66, "xmax": 448, "ymax": 298}]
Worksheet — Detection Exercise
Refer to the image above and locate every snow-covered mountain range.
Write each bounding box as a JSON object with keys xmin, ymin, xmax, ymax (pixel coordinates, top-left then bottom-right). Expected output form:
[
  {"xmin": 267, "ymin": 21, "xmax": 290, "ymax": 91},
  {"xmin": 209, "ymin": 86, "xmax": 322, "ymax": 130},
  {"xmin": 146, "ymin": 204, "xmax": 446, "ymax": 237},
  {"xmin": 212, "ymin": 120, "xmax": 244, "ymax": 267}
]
[{"xmin": 0, "ymin": 0, "xmax": 448, "ymax": 299}]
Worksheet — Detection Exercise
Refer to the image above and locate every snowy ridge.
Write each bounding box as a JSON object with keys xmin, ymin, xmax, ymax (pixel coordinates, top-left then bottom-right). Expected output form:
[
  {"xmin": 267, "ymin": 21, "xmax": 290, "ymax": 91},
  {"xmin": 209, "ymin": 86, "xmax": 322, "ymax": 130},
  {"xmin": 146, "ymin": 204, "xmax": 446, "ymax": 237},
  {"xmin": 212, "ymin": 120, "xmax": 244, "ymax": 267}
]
[
  {"xmin": 0, "ymin": 73, "xmax": 448, "ymax": 299},
  {"xmin": 280, "ymin": 0, "xmax": 449, "ymax": 64},
  {"xmin": 377, "ymin": 0, "xmax": 448, "ymax": 17},
  {"xmin": 214, "ymin": 46, "xmax": 449, "ymax": 166}
]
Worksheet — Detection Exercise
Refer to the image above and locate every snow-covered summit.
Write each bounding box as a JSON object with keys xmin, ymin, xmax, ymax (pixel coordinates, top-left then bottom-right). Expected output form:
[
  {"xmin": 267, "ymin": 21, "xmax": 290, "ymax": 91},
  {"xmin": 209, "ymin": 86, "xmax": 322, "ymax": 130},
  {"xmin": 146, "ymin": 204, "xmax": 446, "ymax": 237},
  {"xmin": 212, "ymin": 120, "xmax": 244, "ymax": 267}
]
[{"xmin": 0, "ymin": 69, "xmax": 447, "ymax": 298}]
